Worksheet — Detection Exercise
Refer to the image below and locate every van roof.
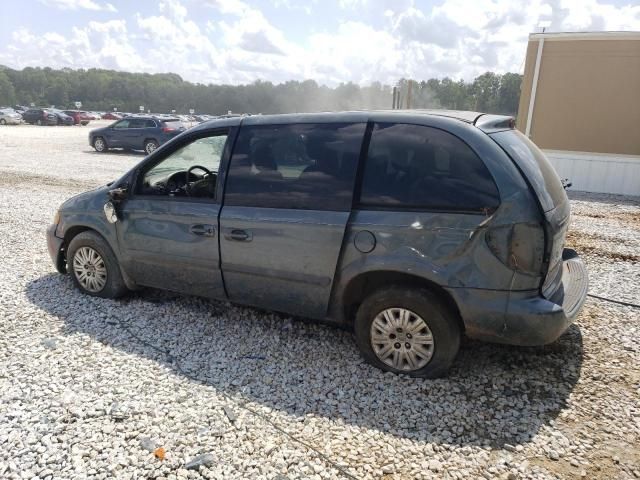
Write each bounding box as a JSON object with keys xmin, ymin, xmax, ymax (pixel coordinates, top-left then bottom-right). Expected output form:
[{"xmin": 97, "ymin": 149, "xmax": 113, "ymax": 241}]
[{"xmin": 194, "ymin": 109, "xmax": 515, "ymax": 133}]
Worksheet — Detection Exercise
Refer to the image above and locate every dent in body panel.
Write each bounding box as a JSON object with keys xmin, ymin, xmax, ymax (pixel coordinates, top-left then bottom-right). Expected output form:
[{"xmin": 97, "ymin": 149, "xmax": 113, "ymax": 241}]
[{"xmin": 56, "ymin": 186, "xmax": 121, "ymax": 256}]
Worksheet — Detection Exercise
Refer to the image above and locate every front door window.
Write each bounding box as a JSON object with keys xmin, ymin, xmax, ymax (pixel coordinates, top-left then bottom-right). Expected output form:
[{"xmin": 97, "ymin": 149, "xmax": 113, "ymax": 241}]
[{"xmin": 138, "ymin": 133, "xmax": 228, "ymax": 199}]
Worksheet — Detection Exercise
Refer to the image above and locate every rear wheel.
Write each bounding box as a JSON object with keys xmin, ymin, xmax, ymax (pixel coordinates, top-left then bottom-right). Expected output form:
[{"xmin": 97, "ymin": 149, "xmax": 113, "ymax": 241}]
[
  {"xmin": 67, "ymin": 231, "xmax": 128, "ymax": 298},
  {"xmin": 0, "ymin": 119, "xmax": 6, "ymax": 125},
  {"xmin": 354, "ymin": 286, "xmax": 460, "ymax": 378},
  {"xmin": 93, "ymin": 137, "xmax": 107, "ymax": 152},
  {"xmin": 36, "ymin": 119, "xmax": 42, "ymax": 126},
  {"xmin": 144, "ymin": 139, "xmax": 159, "ymax": 155}
]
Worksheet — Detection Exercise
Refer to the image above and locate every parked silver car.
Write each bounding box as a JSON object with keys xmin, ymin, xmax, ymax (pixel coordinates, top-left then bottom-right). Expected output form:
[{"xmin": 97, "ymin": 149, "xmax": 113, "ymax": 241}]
[
  {"xmin": 47, "ymin": 110, "xmax": 588, "ymax": 377},
  {"xmin": 0, "ymin": 108, "xmax": 22, "ymax": 125}
]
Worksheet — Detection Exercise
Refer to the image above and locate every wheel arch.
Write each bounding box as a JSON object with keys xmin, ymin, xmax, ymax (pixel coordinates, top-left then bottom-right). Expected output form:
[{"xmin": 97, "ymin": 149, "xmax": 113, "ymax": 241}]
[
  {"xmin": 340, "ymin": 270, "xmax": 464, "ymax": 333},
  {"xmin": 61, "ymin": 225, "xmax": 137, "ymax": 290}
]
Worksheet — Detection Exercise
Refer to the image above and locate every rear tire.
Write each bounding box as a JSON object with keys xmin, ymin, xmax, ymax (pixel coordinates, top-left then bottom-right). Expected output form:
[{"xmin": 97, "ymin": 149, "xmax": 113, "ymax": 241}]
[
  {"xmin": 93, "ymin": 136, "xmax": 107, "ymax": 152},
  {"xmin": 354, "ymin": 286, "xmax": 460, "ymax": 378},
  {"xmin": 67, "ymin": 231, "xmax": 128, "ymax": 299},
  {"xmin": 36, "ymin": 119, "xmax": 42, "ymax": 126},
  {"xmin": 144, "ymin": 139, "xmax": 159, "ymax": 155}
]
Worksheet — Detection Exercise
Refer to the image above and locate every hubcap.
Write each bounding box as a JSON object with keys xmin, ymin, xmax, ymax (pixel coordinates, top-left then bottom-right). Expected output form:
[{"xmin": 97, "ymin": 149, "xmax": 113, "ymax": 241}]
[
  {"xmin": 72, "ymin": 247, "xmax": 107, "ymax": 293},
  {"xmin": 370, "ymin": 308, "xmax": 434, "ymax": 371},
  {"xmin": 95, "ymin": 139, "xmax": 104, "ymax": 151},
  {"xmin": 146, "ymin": 142, "xmax": 157, "ymax": 154}
]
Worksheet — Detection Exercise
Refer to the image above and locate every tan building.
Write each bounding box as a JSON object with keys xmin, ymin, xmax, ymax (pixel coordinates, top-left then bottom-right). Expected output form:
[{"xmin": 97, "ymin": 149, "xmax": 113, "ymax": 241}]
[{"xmin": 516, "ymin": 31, "xmax": 640, "ymax": 196}]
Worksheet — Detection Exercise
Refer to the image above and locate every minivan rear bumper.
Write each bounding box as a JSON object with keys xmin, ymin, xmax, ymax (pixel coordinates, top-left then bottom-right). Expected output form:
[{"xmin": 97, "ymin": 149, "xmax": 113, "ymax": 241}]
[{"xmin": 450, "ymin": 248, "xmax": 588, "ymax": 346}]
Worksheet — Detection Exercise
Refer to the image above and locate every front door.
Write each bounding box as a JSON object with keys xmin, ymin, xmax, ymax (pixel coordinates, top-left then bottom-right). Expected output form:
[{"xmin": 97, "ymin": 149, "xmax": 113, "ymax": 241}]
[
  {"xmin": 116, "ymin": 130, "xmax": 230, "ymax": 298},
  {"xmin": 219, "ymin": 121, "xmax": 365, "ymax": 318},
  {"xmin": 106, "ymin": 119, "xmax": 130, "ymax": 148}
]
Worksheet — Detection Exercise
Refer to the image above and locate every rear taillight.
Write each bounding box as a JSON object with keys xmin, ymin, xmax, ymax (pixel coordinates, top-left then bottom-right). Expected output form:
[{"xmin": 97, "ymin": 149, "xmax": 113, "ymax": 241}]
[
  {"xmin": 162, "ymin": 127, "xmax": 175, "ymax": 133},
  {"xmin": 485, "ymin": 223, "xmax": 545, "ymax": 275}
]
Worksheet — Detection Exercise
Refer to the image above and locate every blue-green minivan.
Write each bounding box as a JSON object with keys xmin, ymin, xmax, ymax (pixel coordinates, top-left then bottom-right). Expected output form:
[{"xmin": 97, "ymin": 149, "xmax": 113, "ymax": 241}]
[{"xmin": 48, "ymin": 110, "xmax": 588, "ymax": 377}]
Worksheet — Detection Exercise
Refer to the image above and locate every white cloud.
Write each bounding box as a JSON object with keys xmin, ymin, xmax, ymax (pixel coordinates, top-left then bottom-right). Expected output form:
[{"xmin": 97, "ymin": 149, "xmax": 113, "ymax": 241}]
[
  {"xmin": 4, "ymin": 0, "xmax": 640, "ymax": 85},
  {"xmin": 39, "ymin": 0, "xmax": 117, "ymax": 12},
  {"xmin": 1, "ymin": 20, "xmax": 142, "ymax": 72}
]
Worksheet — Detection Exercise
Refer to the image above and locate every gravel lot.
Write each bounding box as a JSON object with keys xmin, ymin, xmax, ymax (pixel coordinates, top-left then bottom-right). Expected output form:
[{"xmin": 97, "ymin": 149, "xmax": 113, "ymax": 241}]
[{"xmin": 1, "ymin": 123, "xmax": 639, "ymax": 479}]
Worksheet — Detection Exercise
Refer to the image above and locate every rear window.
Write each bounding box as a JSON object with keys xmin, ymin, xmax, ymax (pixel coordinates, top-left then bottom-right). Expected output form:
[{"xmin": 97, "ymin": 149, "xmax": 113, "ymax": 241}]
[
  {"xmin": 491, "ymin": 130, "xmax": 566, "ymax": 211},
  {"xmin": 161, "ymin": 120, "xmax": 183, "ymax": 129},
  {"xmin": 359, "ymin": 123, "xmax": 500, "ymax": 212}
]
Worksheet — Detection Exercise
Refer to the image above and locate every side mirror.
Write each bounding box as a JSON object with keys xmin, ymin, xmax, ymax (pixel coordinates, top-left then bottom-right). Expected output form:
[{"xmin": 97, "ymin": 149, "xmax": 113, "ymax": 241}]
[{"xmin": 108, "ymin": 186, "xmax": 128, "ymax": 201}]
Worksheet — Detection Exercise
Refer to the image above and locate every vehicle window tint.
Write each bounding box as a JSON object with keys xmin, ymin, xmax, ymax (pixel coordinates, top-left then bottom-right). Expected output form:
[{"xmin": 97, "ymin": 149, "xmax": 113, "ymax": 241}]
[
  {"xmin": 128, "ymin": 119, "xmax": 146, "ymax": 128},
  {"xmin": 224, "ymin": 123, "xmax": 365, "ymax": 211},
  {"xmin": 138, "ymin": 133, "xmax": 228, "ymax": 199},
  {"xmin": 114, "ymin": 119, "xmax": 130, "ymax": 129},
  {"xmin": 359, "ymin": 123, "xmax": 500, "ymax": 212},
  {"xmin": 145, "ymin": 119, "xmax": 157, "ymax": 128},
  {"xmin": 491, "ymin": 130, "xmax": 565, "ymax": 211}
]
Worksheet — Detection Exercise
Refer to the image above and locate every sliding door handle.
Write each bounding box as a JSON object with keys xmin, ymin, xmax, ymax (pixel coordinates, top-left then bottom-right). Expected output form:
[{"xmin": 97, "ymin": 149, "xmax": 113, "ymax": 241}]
[{"xmin": 225, "ymin": 229, "xmax": 253, "ymax": 242}]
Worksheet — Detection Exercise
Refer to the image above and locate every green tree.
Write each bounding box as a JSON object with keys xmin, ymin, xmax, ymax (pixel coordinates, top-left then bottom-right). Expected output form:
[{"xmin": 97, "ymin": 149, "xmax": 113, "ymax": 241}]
[{"xmin": 0, "ymin": 70, "xmax": 17, "ymax": 105}]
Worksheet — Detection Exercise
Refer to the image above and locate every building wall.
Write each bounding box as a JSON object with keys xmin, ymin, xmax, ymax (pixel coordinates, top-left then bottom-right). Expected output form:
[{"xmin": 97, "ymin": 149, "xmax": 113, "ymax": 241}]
[{"xmin": 517, "ymin": 32, "xmax": 640, "ymax": 196}]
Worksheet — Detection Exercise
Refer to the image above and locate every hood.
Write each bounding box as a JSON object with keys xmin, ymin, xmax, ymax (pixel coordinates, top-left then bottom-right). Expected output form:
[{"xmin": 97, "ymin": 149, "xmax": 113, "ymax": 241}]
[{"xmin": 60, "ymin": 184, "xmax": 109, "ymax": 212}]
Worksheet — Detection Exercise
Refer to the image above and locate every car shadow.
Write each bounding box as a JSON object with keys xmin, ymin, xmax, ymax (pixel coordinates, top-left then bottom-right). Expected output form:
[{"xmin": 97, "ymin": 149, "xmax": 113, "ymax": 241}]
[
  {"xmin": 25, "ymin": 273, "xmax": 583, "ymax": 447},
  {"xmin": 84, "ymin": 149, "xmax": 146, "ymax": 156}
]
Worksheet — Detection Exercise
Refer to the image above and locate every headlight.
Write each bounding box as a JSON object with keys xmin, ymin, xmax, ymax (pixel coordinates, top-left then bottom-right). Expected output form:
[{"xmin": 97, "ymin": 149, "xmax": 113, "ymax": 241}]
[{"xmin": 53, "ymin": 210, "xmax": 60, "ymax": 225}]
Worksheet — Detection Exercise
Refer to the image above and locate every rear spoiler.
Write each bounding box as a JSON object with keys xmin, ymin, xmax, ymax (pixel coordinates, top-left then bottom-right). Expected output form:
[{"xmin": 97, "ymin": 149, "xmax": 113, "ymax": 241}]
[{"xmin": 474, "ymin": 114, "xmax": 516, "ymax": 133}]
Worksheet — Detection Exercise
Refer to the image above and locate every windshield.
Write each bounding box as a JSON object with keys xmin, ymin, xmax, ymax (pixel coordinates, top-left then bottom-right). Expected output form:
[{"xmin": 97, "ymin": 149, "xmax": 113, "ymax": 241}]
[{"xmin": 491, "ymin": 130, "xmax": 567, "ymax": 212}]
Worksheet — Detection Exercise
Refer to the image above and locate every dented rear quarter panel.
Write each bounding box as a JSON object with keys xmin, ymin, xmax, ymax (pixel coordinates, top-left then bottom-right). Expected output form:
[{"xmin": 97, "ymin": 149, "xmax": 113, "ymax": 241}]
[{"xmin": 330, "ymin": 115, "xmax": 546, "ymax": 325}]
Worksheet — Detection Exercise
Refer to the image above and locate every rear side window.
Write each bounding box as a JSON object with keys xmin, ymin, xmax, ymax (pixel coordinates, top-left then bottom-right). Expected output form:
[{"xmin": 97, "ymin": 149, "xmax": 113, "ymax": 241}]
[
  {"xmin": 224, "ymin": 123, "xmax": 365, "ymax": 211},
  {"xmin": 491, "ymin": 130, "xmax": 566, "ymax": 211},
  {"xmin": 359, "ymin": 123, "xmax": 500, "ymax": 212},
  {"xmin": 128, "ymin": 119, "xmax": 147, "ymax": 128},
  {"xmin": 145, "ymin": 119, "xmax": 157, "ymax": 128}
]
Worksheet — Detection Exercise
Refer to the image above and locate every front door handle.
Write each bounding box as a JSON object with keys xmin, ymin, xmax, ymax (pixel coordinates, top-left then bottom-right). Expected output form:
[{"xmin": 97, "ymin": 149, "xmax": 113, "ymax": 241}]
[
  {"xmin": 225, "ymin": 229, "xmax": 253, "ymax": 242},
  {"xmin": 190, "ymin": 224, "xmax": 215, "ymax": 237}
]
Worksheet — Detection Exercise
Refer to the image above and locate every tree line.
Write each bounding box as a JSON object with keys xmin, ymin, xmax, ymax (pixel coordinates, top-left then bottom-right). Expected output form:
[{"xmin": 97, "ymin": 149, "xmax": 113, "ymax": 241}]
[{"xmin": 0, "ymin": 65, "xmax": 522, "ymax": 116}]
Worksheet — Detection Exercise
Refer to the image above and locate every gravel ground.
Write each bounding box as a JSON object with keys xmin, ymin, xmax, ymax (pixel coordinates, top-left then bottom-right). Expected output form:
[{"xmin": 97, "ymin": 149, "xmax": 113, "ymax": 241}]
[{"xmin": 0, "ymin": 124, "xmax": 639, "ymax": 479}]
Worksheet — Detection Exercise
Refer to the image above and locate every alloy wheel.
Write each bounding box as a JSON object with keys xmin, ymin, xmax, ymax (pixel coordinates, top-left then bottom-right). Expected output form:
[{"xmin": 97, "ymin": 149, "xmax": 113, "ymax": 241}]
[{"xmin": 145, "ymin": 142, "xmax": 157, "ymax": 154}]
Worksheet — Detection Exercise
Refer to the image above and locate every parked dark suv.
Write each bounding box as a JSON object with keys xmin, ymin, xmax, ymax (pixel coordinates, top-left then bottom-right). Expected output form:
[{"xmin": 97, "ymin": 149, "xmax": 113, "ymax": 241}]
[
  {"xmin": 22, "ymin": 108, "xmax": 58, "ymax": 125},
  {"xmin": 89, "ymin": 116, "xmax": 186, "ymax": 154},
  {"xmin": 47, "ymin": 110, "xmax": 588, "ymax": 377}
]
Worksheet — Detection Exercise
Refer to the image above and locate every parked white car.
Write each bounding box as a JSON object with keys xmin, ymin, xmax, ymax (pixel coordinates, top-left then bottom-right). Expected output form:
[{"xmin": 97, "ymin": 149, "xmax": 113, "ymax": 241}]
[{"xmin": 0, "ymin": 108, "xmax": 22, "ymax": 125}]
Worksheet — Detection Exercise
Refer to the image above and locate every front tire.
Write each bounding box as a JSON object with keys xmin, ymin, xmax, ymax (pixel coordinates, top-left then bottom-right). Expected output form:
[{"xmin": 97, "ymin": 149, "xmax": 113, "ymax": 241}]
[
  {"xmin": 0, "ymin": 119, "xmax": 6, "ymax": 125},
  {"xmin": 354, "ymin": 287, "xmax": 460, "ymax": 378},
  {"xmin": 93, "ymin": 136, "xmax": 107, "ymax": 152},
  {"xmin": 67, "ymin": 231, "xmax": 128, "ymax": 298},
  {"xmin": 144, "ymin": 139, "xmax": 159, "ymax": 155}
]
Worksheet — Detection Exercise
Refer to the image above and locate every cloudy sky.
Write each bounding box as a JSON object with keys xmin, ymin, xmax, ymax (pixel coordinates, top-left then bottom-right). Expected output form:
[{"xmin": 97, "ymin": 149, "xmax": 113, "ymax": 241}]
[{"xmin": 1, "ymin": 0, "xmax": 639, "ymax": 85}]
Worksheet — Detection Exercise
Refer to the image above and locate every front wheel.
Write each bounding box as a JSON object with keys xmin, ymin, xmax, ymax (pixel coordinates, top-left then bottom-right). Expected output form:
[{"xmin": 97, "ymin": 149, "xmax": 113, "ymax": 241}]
[
  {"xmin": 67, "ymin": 231, "xmax": 128, "ymax": 298},
  {"xmin": 0, "ymin": 119, "xmax": 6, "ymax": 125},
  {"xmin": 354, "ymin": 287, "xmax": 460, "ymax": 378},
  {"xmin": 93, "ymin": 136, "xmax": 107, "ymax": 152},
  {"xmin": 144, "ymin": 139, "xmax": 159, "ymax": 155}
]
